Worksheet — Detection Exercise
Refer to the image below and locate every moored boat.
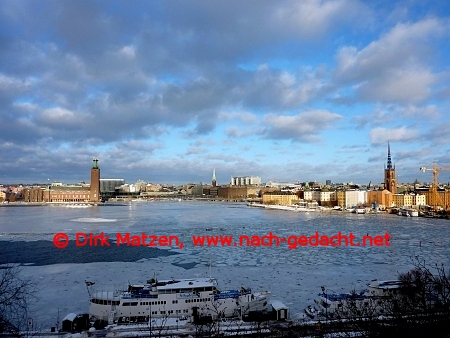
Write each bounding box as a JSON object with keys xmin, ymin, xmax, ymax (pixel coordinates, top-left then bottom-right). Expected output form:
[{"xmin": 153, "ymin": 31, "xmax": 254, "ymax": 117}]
[
  {"xmin": 399, "ymin": 207, "xmax": 419, "ymax": 217},
  {"xmin": 88, "ymin": 275, "xmax": 270, "ymax": 324}
]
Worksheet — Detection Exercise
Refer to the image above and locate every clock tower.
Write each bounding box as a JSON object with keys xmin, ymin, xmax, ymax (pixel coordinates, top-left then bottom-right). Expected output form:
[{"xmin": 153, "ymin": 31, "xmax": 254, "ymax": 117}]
[{"xmin": 90, "ymin": 157, "xmax": 101, "ymax": 202}]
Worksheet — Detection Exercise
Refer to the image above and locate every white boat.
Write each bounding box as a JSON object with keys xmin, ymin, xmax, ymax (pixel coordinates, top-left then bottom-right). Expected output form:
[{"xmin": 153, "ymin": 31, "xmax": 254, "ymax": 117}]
[
  {"xmin": 399, "ymin": 207, "xmax": 419, "ymax": 217},
  {"xmin": 88, "ymin": 275, "xmax": 270, "ymax": 324},
  {"xmin": 311, "ymin": 279, "xmax": 405, "ymax": 318},
  {"xmin": 365, "ymin": 279, "xmax": 405, "ymax": 296},
  {"xmin": 313, "ymin": 291, "xmax": 369, "ymax": 318}
]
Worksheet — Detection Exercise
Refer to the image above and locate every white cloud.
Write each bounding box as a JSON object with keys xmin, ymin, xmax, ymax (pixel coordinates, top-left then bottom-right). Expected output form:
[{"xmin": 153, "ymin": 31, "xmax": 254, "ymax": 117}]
[
  {"xmin": 274, "ymin": 0, "xmax": 366, "ymax": 39},
  {"xmin": 263, "ymin": 110, "xmax": 343, "ymax": 142},
  {"xmin": 218, "ymin": 111, "xmax": 258, "ymax": 124},
  {"xmin": 369, "ymin": 127, "xmax": 419, "ymax": 145},
  {"xmin": 121, "ymin": 45, "xmax": 136, "ymax": 58},
  {"xmin": 333, "ymin": 18, "xmax": 448, "ymax": 103}
]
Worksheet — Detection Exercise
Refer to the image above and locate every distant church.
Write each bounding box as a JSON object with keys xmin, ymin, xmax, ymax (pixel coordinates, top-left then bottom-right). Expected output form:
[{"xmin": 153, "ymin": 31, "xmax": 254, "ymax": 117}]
[{"xmin": 384, "ymin": 142, "xmax": 397, "ymax": 194}]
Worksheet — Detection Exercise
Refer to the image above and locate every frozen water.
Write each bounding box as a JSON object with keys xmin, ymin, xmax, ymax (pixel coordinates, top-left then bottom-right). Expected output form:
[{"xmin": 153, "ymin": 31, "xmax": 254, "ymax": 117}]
[{"xmin": 0, "ymin": 201, "xmax": 449, "ymax": 330}]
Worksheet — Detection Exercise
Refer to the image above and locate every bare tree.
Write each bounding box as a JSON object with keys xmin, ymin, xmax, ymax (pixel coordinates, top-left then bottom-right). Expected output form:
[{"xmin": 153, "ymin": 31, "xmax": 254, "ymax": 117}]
[
  {"xmin": 193, "ymin": 299, "xmax": 229, "ymax": 338},
  {"xmin": 0, "ymin": 264, "xmax": 37, "ymax": 337}
]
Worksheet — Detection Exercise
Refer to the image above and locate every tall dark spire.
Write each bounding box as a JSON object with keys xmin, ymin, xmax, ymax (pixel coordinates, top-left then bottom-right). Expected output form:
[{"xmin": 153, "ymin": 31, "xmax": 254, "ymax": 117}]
[{"xmin": 387, "ymin": 142, "xmax": 393, "ymax": 170}]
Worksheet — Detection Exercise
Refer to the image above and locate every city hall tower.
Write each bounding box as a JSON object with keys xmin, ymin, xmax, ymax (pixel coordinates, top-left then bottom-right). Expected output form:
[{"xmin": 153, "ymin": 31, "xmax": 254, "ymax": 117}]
[{"xmin": 90, "ymin": 157, "xmax": 101, "ymax": 202}]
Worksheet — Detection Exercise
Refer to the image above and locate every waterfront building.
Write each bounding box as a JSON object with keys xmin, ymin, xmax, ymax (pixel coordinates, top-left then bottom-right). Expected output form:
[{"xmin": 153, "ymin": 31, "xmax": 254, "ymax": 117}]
[
  {"xmin": 393, "ymin": 193, "xmax": 413, "ymax": 207},
  {"xmin": 191, "ymin": 184, "xmax": 205, "ymax": 196},
  {"xmin": 336, "ymin": 190, "xmax": 345, "ymax": 208},
  {"xmin": 345, "ymin": 190, "xmax": 359, "ymax": 208},
  {"xmin": 417, "ymin": 189, "xmax": 449, "ymax": 210},
  {"xmin": 384, "ymin": 142, "xmax": 397, "ymax": 194},
  {"xmin": 44, "ymin": 185, "xmax": 91, "ymax": 202},
  {"xmin": 393, "ymin": 193, "xmax": 427, "ymax": 208},
  {"xmin": 319, "ymin": 190, "xmax": 337, "ymax": 207},
  {"xmin": 413, "ymin": 193, "xmax": 426, "ymax": 206},
  {"xmin": 41, "ymin": 157, "xmax": 101, "ymax": 203},
  {"xmin": 21, "ymin": 187, "xmax": 45, "ymax": 202},
  {"xmin": 302, "ymin": 189, "xmax": 314, "ymax": 201},
  {"xmin": 217, "ymin": 186, "xmax": 260, "ymax": 199},
  {"xmin": 344, "ymin": 190, "xmax": 367, "ymax": 208},
  {"xmin": 262, "ymin": 191, "xmax": 299, "ymax": 205},
  {"xmin": 367, "ymin": 190, "xmax": 393, "ymax": 210}
]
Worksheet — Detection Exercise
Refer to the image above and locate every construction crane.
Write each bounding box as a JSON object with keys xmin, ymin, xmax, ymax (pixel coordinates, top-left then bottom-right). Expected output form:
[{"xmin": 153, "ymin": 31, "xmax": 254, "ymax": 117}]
[{"xmin": 420, "ymin": 162, "xmax": 450, "ymax": 211}]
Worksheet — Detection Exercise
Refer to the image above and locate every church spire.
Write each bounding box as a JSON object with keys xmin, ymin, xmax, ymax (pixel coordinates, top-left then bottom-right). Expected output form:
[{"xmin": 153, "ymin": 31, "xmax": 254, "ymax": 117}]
[
  {"xmin": 212, "ymin": 168, "xmax": 217, "ymax": 187},
  {"xmin": 387, "ymin": 141, "xmax": 393, "ymax": 170}
]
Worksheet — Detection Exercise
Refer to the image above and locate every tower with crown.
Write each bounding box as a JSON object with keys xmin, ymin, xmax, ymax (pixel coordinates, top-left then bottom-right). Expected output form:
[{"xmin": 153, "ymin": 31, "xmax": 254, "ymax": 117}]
[{"xmin": 90, "ymin": 157, "xmax": 101, "ymax": 202}]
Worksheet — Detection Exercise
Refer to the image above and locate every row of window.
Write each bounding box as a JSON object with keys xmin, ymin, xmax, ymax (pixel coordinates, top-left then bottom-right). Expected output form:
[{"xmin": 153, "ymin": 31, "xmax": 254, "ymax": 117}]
[
  {"xmin": 138, "ymin": 300, "xmax": 167, "ymax": 306},
  {"xmin": 50, "ymin": 195, "xmax": 88, "ymax": 198},
  {"xmin": 158, "ymin": 286, "xmax": 214, "ymax": 293},
  {"xmin": 91, "ymin": 299, "xmax": 120, "ymax": 305},
  {"xmin": 185, "ymin": 298, "xmax": 209, "ymax": 303},
  {"xmin": 93, "ymin": 298, "xmax": 208, "ymax": 306},
  {"xmin": 128, "ymin": 309, "xmax": 190, "ymax": 316}
]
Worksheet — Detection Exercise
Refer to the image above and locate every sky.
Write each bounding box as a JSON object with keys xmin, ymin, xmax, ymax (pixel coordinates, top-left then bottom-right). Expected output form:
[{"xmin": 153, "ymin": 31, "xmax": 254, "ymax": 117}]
[{"xmin": 1, "ymin": 0, "xmax": 450, "ymax": 186}]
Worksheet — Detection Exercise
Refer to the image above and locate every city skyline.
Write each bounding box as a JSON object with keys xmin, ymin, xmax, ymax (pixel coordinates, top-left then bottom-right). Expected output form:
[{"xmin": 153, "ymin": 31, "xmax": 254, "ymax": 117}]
[{"xmin": 1, "ymin": 1, "xmax": 450, "ymax": 184}]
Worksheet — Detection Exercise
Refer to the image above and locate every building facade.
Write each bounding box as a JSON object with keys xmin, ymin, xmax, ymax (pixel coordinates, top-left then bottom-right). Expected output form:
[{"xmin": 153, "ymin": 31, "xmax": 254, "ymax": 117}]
[
  {"xmin": 262, "ymin": 192, "xmax": 299, "ymax": 205},
  {"xmin": 367, "ymin": 190, "xmax": 393, "ymax": 209},
  {"xmin": 230, "ymin": 176, "xmax": 261, "ymax": 186},
  {"xmin": 100, "ymin": 179, "xmax": 125, "ymax": 193},
  {"xmin": 41, "ymin": 157, "xmax": 101, "ymax": 203}
]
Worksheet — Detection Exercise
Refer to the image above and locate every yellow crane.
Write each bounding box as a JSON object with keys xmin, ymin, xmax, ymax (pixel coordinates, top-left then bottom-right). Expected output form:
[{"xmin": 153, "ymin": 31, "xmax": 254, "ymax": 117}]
[{"xmin": 420, "ymin": 162, "xmax": 450, "ymax": 211}]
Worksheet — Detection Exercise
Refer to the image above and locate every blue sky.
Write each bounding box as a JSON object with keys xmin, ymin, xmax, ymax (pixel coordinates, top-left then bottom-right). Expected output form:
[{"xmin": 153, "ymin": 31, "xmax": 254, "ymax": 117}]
[{"xmin": 1, "ymin": 0, "xmax": 450, "ymax": 185}]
